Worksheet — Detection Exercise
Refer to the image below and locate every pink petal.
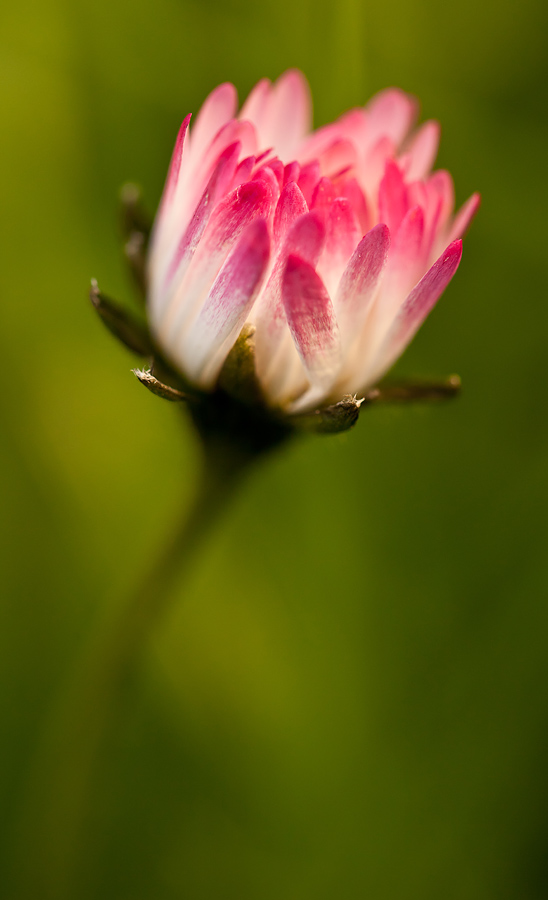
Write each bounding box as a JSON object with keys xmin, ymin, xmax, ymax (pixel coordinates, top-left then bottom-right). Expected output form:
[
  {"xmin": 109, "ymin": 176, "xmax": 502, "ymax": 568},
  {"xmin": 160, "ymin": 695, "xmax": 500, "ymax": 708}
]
[
  {"xmin": 336, "ymin": 108, "xmax": 369, "ymax": 146},
  {"xmin": 403, "ymin": 121, "xmax": 440, "ymax": 180},
  {"xmin": 160, "ymin": 180, "xmax": 274, "ymax": 340},
  {"xmin": 254, "ymin": 210, "xmax": 325, "ymax": 394},
  {"xmin": 273, "ymin": 181, "xmax": 308, "ymax": 246},
  {"xmin": 285, "ymin": 211, "xmax": 325, "ymax": 268},
  {"xmin": 206, "ymin": 180, "xmax": 275, "ymax": 247},
  {"xmin": 263, "ymin": 70, "xmax": 312, "ymax": 159},
  {"xmin": 366, "ymin": 88, "xmax": 418, "ymax": 148},
  {"xmin": 318, "ymin": 197, "xmax": 361, "ymax": 296},
  {"xmin": 162, "ymin": 114, "xmax": 192, "ymax": 206},
  {"xmin": 298, "ymin": 123, "xmax": 340, "ymax": 164},
  {"xmin": 283, "ymin": 161, "xmax": 301, "ymax": 185},
  {"xmin": 267, "ymin": 158, "xmax": 285, "ymax": 188},
  {"xmin": 189, "ymin": 83, "xmax": 238, "ymax": 162},
  {"xmin": 415, "ymin": 184, "xmax": 443, "ymax": 262},
  {"xmin": 405, "ymin": 179, "xmax": 427, "ymax": 213},
  {"xmin": 257, "ymin": 210, "xmax": 325, "ymax": 335},
  {"xmin": 282, "ymin": 254, "xmax": 340, "ymax": 388},
  {"xmin": 311, "ymin": 176, "xmax": 339, "ymax": 212},
  {"xmin": 338, "ymin": 177, "xmax": 370, "ymax": 234},
  {"xmin": 149, "ymin": 115, "xmax": 192, "ymax": 306},
  {"xmin": 325, "ymin": 197, "xmax": 361, "ymax": 255},
  {"xmin": 180, "ymin": 180, "xmax": 274, "ymax": 305},
  {"xmin": 239, "ymin": 78, "xmax": 272, "ymax": 133},
  {"xmin": 204, "ymin": 118, "xmax": 257, "ymax": 166},
  {"xmin": 316, "ymin": 138, "xmax": 357, "ymax": 178},
  {"xmin": 448, "ymin": 192, "xmax": 481, "ymax": 242},
  {"xmin": 377, "ymin": 239, "xmax": 463, "ymax": 374},
  {"xmin": 231, "ymin": 155, "xmax": 256, "ymax": 189},
  {"xmin": 254, "ymin": 147, "xmax": 274, "ymax": 165},
  {"xmin": 164, "ymin": 141, "xmax": 242, "ymax": 293},
  {"xmin": 335, "ymin": 223, "xmax": 391, "ymax": 346},
  {"xmin": 382, "ymin": 205, "xmax": 425, "ymax": 302},
  {"xmin": 378, "ymin": 159, "xmax": 408, "ymax": 234},
  {"xmin": 298, "ymin": 161, "xmax": 321, "ymax": 207},
  {"xmin": 428, "ymin": 170, "xmax": 455, "ymax": 231},
  {"xmin": 182, "ymin": 119, "xmax": 258, "ymax": 220},
  {"xmin": 394, "ymin": 204, "xmax": 425, "ymax": 257},
  {"xmin": 360, "ymin": 136, "xmax": 395, "ymax": 208},
  {"xmin": 183, "ymin": 218, "xmax": 270, "ymax": 383},
  {"xmin": 150, "ymin": 139, "xmax": 242, "ymax": 322},
  {"xmin": 253, "ymin": 165, "xmax": 281, "ymax": 207}
]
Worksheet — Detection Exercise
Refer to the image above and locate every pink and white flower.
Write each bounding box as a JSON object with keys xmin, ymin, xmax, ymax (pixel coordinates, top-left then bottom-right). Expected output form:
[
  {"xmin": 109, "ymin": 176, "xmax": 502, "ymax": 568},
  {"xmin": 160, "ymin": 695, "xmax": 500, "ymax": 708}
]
[{"xmin": 147, "ymin": 70, "xmax": 479, "ymax": 413}]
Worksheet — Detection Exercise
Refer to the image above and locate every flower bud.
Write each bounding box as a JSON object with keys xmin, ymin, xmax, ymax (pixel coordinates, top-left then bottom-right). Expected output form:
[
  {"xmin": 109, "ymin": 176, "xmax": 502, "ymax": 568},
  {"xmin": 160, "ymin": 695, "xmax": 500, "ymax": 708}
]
[
  {"xmin": 146, "ymin": 71, "xmax": 478, "ymax": 424},
  {"xmin": 93, "ymin": 72, "xmax": 478, "ymax": 445}
]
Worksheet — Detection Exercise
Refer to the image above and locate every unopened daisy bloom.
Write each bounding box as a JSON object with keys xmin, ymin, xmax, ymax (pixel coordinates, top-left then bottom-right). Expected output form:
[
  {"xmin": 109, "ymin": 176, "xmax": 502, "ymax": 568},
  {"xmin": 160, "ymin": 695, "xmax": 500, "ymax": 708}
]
[{"xmin": 144, "ymin": 70, "xmax": 478, "ymax": 418}]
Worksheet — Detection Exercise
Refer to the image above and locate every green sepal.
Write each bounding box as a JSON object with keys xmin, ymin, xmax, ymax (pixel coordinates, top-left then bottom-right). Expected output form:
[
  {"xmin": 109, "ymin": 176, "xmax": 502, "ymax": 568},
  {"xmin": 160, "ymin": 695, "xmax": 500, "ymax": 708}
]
[
  {"xmin": 119, "ymin": 183, "xmax": 152, "ymax": 300},
  {"xmin": 291, "ymin": 394, "xmax": 363, "ymax": 434},
  {"xmin": 149, "ymin": 355, "xmax": 203, "ymax": 400},
  {"xmin": 363, "ymin": 375, "xmax": 461, "ymax": 405},
  {"xmin": 89, "ymin": 279, "xmax": 154, "ymax": 357},
  {"xmin": 132, "ymin": 368, "xmax": 188, "ymax": 402},
  {"xmin": 217, "ymin": 324, "xmax": 265, "ymax": 407}
]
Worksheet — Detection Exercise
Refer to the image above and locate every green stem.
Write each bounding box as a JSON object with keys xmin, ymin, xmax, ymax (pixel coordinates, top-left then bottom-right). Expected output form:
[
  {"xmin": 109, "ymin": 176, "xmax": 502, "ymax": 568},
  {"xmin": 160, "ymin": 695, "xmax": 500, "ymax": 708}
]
[{"xmin": 16, "ymin": 434, "xmax": 254, "ymax": 900}]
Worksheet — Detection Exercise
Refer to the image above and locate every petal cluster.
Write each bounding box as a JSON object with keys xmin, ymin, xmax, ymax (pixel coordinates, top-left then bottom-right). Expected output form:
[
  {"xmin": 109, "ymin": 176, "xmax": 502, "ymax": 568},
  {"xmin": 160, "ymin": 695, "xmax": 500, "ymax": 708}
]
[{"xmin": 147, "ymin": 70, "xmax": 478, "ymax": 412}]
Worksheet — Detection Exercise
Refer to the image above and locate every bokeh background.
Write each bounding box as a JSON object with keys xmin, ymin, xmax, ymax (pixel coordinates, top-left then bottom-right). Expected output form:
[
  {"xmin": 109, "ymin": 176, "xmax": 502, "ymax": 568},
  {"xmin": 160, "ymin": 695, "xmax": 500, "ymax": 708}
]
[{"xmin": 1, "ymin": 0, "xmax": 547, "ymax": 897}]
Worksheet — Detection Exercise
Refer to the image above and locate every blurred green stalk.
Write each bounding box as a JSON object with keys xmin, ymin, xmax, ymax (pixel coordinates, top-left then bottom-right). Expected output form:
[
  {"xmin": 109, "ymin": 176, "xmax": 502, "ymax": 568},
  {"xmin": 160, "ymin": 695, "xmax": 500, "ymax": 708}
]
[{"xmin": 15, "ymin": 428, "xmax": 272, "ymax": 900}]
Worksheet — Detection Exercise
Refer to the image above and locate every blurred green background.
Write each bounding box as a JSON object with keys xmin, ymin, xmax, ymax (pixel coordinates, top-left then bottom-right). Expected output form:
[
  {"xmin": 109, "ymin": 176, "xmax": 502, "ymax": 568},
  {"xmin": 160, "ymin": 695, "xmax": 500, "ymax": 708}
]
[{"xmin": 1, "ymin": 0, "xmax": 547, "ymax": 897}]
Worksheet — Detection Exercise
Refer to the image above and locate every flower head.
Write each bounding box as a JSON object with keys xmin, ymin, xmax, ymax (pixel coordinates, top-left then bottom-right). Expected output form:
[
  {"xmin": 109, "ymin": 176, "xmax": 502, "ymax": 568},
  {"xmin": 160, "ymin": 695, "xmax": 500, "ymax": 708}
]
[{"xmin": 146, "ymin": 71, "xmax": 478, "ymax": 418}]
